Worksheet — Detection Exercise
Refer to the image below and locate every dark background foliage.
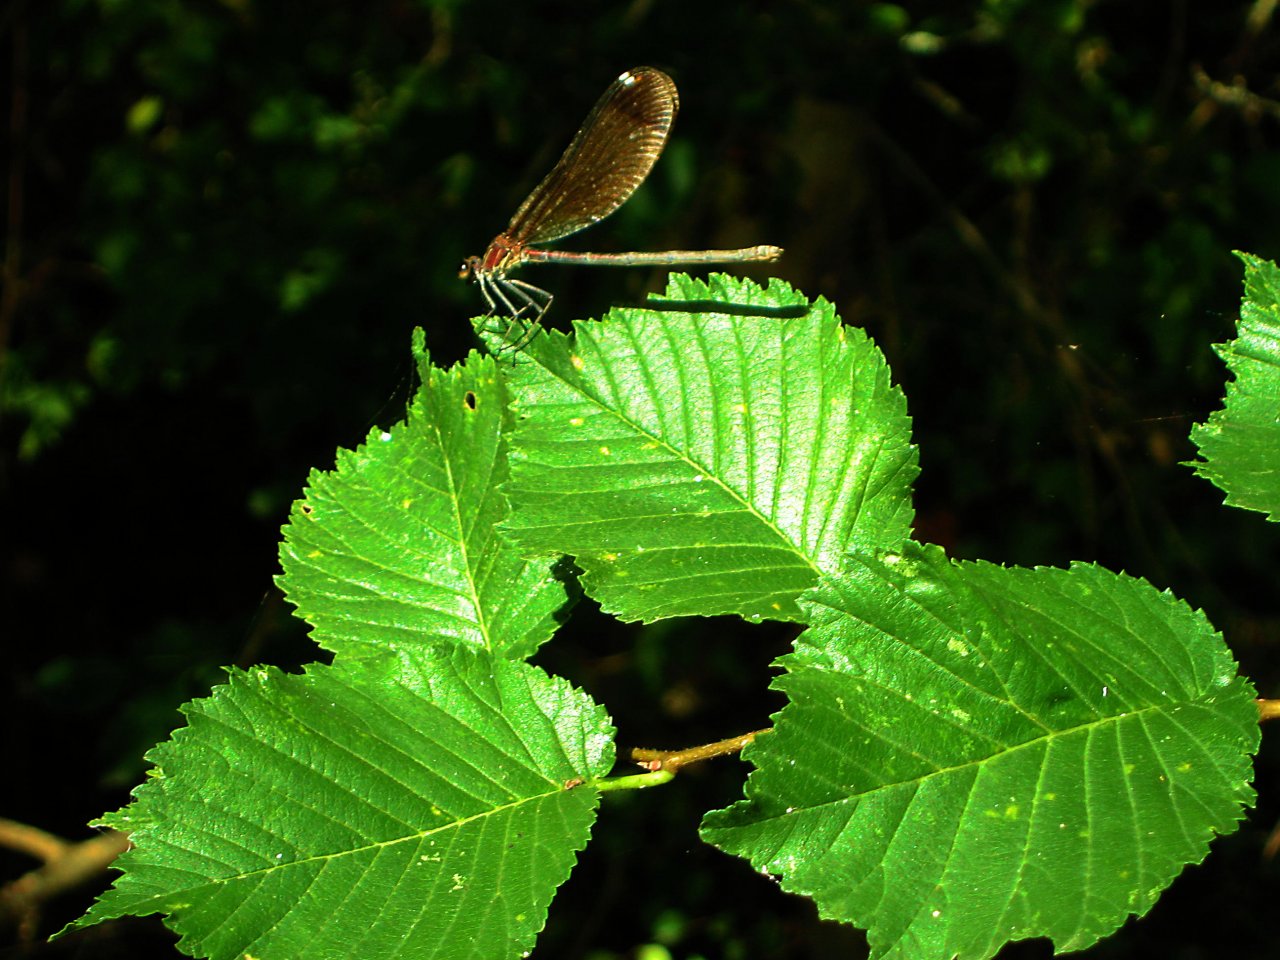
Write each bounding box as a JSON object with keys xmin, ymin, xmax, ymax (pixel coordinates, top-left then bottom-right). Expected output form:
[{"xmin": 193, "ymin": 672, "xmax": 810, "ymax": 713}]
[{"xmin": 4, "ymin": 0, "xmax": 1280, "ymax": 957}]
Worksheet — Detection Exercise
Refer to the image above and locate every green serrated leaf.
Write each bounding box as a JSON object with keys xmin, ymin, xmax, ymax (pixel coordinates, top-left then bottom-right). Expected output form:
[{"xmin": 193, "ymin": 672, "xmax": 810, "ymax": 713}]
[
  {"xmin": 493, "ymin": 274, "xmax": 917, "ymax": 623},
  {"xmin": 702, "ymin": 542, "xmax": 1258, "ymax": 960},
  {"xmin": 1189, "ymin": 251, "xmax": 1280, "ymax": 519},
  {"xmin": 67, "ymin": 646, "xmax": 615, "ymax": 960},
  {"xmin": 279, "ymin": 332, "xmax": 573, "ymax": 660}
]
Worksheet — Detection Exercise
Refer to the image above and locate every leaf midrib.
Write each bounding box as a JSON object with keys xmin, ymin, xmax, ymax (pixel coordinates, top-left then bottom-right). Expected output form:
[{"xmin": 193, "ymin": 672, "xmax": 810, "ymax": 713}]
[{"xmin": 197, "ymin": 787, "xmax": 579, "ymax": 886}]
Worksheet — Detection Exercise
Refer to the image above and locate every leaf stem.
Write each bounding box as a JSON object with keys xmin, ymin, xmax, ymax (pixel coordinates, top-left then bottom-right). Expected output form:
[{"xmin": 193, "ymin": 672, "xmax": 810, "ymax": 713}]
[
  {"xmin": 629, "ymin": 728, "xmax": 772, "ymax": 773},
  {"xmin": 1257, "ymin": 698, "xmax": 1280, "ymax": 722},
  {"xmin": 591, "ymin": 770, "xmax": 675, "ymax": 792}
]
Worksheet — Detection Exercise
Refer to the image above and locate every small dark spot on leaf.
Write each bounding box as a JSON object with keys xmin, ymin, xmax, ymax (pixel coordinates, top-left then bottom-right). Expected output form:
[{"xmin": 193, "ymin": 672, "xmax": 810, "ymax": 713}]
[{"xmin": 464, "ymin": 391, "xmax": 477, "ymax": 410}]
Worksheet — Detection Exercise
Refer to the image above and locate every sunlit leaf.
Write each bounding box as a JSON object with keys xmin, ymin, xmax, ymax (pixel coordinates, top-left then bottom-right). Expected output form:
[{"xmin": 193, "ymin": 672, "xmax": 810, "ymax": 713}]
[
  {"xmin": 67, "ymin": 646, "xmax": 615, "ymax": 960},
  {"xmin": 702, "ymin": 542, "xmax": 1258, "ymax": 960},
  {"xmin": 1190, "ymin": 251, "xmax": 1280, "ymax": 520},
  {"xmin": 488, "ymin": 274, "xmax": 917, "ymax": 623},
  {"xmin": 279, "ymin": 332, "xmax": 573, "ymax": 660}
]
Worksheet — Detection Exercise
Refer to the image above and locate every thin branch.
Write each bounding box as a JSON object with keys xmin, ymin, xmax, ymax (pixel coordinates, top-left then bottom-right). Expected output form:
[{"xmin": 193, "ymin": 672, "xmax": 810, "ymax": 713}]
[
  {"xmin": 1190, "ymin": 64, "xmax": 1280, "ymax": 123},
  {"xmin": 0, "ymin": 819, "xmax": 65, "ymax": 862},
  {"xmin": 630, "ymin": 728, "xmax": 771, "ymax": 773},
  {"xmin": 0, "ymin": 820, "xmax": 130, "ymax": 941}
]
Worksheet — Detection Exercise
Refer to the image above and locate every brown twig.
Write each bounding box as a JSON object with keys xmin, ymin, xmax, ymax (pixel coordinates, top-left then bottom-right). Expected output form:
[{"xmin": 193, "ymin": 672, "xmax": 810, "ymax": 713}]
[
  {"xmin": 630, "ymin": 728, "xmax": 771, "ymax": 773},
  {"xmin": 0, "ymin": 819, "xmax": 131, "ymax": 942},
  {"xmin": 1262, "ymin": 822, "xmax": 1280, "ymax": 860},
  {"xmin": 1190, "ymin": 64, "xmax": 1280, "ymax": 124}
]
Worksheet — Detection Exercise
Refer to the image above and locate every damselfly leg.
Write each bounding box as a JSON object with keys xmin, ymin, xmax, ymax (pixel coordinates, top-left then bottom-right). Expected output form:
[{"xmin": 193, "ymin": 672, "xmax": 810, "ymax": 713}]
[{"xmin": 474, "ymin": 273, "xmax": 552, "ymax": 353}]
